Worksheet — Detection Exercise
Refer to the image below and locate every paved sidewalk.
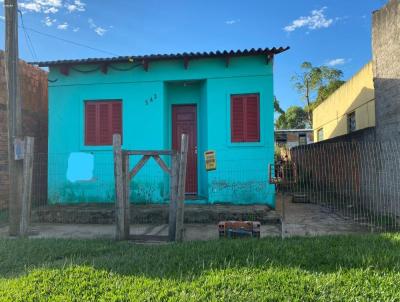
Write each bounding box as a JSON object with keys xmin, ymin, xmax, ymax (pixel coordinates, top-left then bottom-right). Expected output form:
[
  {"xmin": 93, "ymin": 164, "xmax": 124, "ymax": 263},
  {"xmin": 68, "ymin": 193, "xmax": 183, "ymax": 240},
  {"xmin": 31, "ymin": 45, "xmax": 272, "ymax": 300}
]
[{"xmin": 276, "ymin": 194, "xmax": 368, "ymax": 236}]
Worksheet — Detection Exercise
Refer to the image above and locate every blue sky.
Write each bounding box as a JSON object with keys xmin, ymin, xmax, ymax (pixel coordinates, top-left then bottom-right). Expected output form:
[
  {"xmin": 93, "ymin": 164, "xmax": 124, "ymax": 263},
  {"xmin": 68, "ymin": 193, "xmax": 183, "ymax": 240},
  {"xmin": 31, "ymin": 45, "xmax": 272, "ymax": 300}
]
[{"xmin": 0, "ymin": 0, "xmax": 387, "ymax": 110}]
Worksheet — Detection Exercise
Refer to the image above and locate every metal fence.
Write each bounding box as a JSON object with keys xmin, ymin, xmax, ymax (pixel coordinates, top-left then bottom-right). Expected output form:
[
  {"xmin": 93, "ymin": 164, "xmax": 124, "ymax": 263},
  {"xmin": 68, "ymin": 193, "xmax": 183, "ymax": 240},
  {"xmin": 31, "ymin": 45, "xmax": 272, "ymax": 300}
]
[
  {"xmin": 283, "ymin": 141, "xmax": 400, "ymax": 232},
  {"xmin": 2, "ymin": 140, "xmax": 399, "ymax": 240}
]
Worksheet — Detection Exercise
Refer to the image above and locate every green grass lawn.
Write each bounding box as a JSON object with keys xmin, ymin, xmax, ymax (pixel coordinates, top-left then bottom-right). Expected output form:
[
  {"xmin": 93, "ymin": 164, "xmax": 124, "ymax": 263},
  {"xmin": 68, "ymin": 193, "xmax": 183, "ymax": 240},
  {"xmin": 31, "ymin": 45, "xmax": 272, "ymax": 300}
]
[{"xmin": 0, "ymin": 234, "xmax": 400, "ymax": 301}]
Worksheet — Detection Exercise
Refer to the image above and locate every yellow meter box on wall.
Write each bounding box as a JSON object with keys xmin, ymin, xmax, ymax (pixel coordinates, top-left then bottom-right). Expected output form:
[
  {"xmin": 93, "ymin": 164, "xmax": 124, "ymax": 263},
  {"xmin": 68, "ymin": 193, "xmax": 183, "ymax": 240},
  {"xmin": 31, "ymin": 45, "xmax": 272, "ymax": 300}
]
[{"xmin": 204, "ymin": 150, "xmax": 216, "ymax": 171}]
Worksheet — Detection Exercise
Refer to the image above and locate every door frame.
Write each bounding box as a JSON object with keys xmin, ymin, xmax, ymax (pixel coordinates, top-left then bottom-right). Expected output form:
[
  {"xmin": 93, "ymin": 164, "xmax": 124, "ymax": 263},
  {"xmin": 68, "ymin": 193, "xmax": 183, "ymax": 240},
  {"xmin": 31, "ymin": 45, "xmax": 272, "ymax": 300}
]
[{"xmin": 171, "ymin": 104, "xmax": 198, "ymax": 195}]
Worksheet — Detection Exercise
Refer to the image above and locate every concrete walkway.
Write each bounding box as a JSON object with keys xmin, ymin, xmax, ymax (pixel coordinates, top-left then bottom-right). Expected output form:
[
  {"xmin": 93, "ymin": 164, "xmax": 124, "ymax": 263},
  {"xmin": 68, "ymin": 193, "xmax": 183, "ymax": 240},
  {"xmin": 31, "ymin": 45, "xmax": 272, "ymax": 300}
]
[{"xmin": 277, "ymin": 194, "xmax": 368, "ymax": 236}]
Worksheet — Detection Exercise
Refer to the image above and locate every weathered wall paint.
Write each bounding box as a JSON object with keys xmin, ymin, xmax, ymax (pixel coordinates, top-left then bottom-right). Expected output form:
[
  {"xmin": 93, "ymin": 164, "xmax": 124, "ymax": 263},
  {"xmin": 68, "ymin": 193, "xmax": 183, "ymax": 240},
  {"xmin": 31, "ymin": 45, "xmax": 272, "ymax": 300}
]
[
  {"xmin": 48, "ymin": 55, "xmax": 276, "ymax": 206},
  {"xmin": 313, "ymin": 62, "xmax": 375, "ymax": 141}
]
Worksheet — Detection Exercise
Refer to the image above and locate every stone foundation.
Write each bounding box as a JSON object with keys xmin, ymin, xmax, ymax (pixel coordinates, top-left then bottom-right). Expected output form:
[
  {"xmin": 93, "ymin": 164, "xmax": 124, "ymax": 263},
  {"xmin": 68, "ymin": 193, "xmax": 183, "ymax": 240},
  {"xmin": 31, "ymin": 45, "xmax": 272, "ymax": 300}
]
[{"xmin": 32, "ymin": 204, "xmax": 278, "ymax": 224}]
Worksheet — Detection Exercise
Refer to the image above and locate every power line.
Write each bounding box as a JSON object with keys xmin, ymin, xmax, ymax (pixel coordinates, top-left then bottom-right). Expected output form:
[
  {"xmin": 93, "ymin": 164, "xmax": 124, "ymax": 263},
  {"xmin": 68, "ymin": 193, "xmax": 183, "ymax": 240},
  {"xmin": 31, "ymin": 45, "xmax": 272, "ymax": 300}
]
[
  {"xmin": 17, "ymin": 9, "xmax": 38, "ymax": 61},
  {"xmin": 0, "ymin": 18, "xmax": 120, "ymax": 57}
]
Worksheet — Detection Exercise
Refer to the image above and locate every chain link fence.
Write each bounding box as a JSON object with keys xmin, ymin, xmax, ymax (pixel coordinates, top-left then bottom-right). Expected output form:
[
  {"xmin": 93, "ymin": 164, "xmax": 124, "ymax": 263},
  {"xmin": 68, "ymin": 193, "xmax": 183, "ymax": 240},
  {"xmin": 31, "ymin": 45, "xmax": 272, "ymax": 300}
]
[
  {"xmin": 2, "ymin": 140, "xmax": 399, "ymax": 239},
  {"xmin": 283, "ymin": 141, "xmax": 400, "ymax": 232}
]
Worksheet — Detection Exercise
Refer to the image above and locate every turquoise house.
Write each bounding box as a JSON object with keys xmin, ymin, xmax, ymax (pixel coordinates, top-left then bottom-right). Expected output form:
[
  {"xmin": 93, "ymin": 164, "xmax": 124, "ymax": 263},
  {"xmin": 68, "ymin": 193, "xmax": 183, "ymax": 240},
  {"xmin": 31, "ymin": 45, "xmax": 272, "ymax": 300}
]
[{"xmin": 34, "ymin": 47, "xmax": 288, "ymax": 208}]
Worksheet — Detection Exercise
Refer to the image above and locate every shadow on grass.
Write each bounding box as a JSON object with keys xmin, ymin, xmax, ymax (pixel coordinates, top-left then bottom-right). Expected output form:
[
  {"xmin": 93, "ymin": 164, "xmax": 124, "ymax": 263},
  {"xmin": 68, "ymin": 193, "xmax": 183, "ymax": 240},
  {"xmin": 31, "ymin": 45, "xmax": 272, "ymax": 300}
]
[{"xmin": 1, "ymin": 233, "xmax": 400, "ymax": 280}]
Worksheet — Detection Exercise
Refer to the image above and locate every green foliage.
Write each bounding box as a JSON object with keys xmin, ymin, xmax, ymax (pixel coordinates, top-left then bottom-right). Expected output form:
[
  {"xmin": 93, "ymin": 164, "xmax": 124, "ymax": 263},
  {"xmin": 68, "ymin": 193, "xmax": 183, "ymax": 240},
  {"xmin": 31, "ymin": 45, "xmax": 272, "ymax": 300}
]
[
  {"xmin": 273, "ymin": 96, "xmax": 284, "ymax": 114},
  {"xmin": 292, "ymin": 62, "xmax": 344, "ymax": 125},
  {"xmin": 315, "ymin": 79, "xmax": 345, "ymax": 107},
  {"xmin": 275, "ymin": 106, "xmax": 309, "ymax": 129},
  {"xmin": 1, "ymin": 235, "xmax": 400, "ymax": 301}
]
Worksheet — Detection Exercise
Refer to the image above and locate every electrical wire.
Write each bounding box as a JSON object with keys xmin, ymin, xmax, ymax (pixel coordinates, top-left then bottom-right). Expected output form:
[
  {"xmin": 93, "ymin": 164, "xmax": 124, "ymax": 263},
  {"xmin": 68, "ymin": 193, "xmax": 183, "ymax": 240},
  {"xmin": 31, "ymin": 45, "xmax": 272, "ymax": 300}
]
[
  {"xmin": 0, "ymin": 18, "xmax": 120, "ymax": 57},
  {"xmin": 17, "ymin": 9, "xmax": 38, "ymax": 61}
]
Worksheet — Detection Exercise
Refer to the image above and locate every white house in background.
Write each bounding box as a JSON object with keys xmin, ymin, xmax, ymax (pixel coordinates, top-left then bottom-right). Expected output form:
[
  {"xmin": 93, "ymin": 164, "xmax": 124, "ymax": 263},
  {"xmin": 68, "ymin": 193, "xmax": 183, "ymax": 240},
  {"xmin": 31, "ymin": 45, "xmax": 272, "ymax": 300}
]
[{"xmin": 275, "ymin": 129, "xmax": 314, "ymax": 149}]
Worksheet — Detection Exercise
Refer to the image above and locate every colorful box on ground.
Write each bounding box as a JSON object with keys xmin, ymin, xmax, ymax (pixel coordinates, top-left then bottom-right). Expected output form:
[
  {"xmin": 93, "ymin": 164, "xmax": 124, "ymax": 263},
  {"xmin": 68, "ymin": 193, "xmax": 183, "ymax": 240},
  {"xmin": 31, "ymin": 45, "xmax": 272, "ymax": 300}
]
[{"xmin": 218, "ymin": 221, "xmax": 261, "ymax": 238}]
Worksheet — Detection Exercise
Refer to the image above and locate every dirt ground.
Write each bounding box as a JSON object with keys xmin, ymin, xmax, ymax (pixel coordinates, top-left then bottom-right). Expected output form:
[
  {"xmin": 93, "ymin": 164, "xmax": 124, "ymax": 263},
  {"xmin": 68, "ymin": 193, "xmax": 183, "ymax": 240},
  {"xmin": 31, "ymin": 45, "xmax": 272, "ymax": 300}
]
[{"xmin": 0, "ymin": 196, "xmax": 368, "ymax": 241}]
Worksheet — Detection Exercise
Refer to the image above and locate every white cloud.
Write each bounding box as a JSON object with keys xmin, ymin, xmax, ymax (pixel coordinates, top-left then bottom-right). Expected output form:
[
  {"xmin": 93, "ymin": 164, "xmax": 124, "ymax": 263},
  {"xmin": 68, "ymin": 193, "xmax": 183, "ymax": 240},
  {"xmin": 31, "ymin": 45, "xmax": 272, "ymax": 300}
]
[
  {"xmin": 0, "ymin": 16, "xmax": 4, "ymax": 20},
  {"xmin": 225, "ymin": 19, "xmax": 240, "ymax": 25},
  {"xmin": 72, "ymin": 27, "xmax": 80, "ymax": 32},
  {"xmin": 19, "ymin": 0, "xmax": 85, "ymax": 15},
  {"xmin": 284, "ymin": 7, "xmax": 333, "ymax": 32},
  {"xmin": 43, "ymin": 6, "xmax": 58, "ymax": 13},
  {"xmin": 19, "ymin": 2, "xmax": 42, "ymax": 12},
  {"xmin": 326, "ymin": 58, "xmax": 347, "ymax": 66},
  {"xmin": 42, "ymin": 15, "xmax": 56, "ymax": 26},
  {"xmin": 57, "ymin": 22, "xmax": 68, "ymax": 30},
  {"xmin": 66, "ymin": 0, "xmax": 85, "ymax": 12},
  {"xmin": 88, "ymin": 18, "xmax": 107, "ymax": 36},
  {"xmin": 94, "ymin": 27, "xmax": 106, "ymax": 36}
]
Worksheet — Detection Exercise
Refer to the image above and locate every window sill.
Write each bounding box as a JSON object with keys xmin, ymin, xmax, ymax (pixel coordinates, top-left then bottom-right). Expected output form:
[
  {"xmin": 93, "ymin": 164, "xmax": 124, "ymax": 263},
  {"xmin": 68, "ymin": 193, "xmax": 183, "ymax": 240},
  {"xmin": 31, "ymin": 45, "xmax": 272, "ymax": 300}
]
[
  {"xmin": 227, "ymin": 141, "xmax": 265, "ymax": 148},
  {"xmin": 80, "ymin": 145, "xmax": 114, "ymax": 152}
]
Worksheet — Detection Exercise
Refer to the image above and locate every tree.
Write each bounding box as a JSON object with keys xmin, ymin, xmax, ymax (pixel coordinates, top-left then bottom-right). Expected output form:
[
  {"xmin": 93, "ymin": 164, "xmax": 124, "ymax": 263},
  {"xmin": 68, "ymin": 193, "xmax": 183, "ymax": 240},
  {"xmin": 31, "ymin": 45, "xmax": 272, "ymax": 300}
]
[
  {"xmin": 315, "ymin": 79, "xmax": 345, "ymax": 107},
  {"xmin": 275, "ymin": 106, "xmax": 309, "ymax": 129},
  {"xmin": 292, "ymin": 62, "xmax": 343, "ymax": 125},
  {"xmin": 274, "ymin": 96, "xmax": 284, "ymax": 114}
]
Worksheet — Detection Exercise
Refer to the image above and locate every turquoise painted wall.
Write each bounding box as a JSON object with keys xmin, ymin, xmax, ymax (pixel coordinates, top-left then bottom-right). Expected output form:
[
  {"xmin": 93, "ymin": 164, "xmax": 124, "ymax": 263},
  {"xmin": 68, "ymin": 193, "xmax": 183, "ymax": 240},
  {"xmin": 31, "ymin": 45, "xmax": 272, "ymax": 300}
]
[{"xmin": 47, "ymin": 55, "xmax": 276, "ymax": 207}]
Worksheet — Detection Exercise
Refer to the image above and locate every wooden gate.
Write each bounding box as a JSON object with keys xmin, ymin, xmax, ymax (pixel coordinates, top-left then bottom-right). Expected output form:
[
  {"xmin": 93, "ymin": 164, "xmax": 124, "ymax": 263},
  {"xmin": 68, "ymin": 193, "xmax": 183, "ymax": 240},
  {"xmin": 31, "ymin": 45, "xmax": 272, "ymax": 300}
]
[{"xmin": 113, "ymin": 133, "xmax": 188, "ymax": 242}]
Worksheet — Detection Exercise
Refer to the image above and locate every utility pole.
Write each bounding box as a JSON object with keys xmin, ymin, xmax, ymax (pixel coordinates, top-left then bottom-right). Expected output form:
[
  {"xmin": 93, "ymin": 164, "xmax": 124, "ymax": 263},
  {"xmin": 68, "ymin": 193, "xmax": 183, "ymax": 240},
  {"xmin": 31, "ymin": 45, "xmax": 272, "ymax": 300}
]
[{"xmin": 4, "ymin": 0, "xmax": 23, "ymax": 236}]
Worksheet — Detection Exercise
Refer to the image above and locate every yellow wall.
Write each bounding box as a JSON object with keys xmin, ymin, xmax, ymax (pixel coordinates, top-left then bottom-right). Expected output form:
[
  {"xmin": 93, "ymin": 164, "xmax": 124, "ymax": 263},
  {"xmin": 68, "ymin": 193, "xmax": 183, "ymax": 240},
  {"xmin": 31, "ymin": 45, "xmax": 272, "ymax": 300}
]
[{"xmin": 313, "ymin": 62, "xmax": 375, "ymax": 141}]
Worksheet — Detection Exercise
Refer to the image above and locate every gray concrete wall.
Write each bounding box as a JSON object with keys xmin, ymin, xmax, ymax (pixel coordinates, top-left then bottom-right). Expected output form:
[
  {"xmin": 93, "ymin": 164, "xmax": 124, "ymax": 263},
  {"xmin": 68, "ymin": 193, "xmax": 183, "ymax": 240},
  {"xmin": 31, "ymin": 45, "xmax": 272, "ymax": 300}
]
[
  {"xmin": 370, "ymin": 0, "xmax": 400, "ymax": 220},
  {"xmin": 372, "ymin": 0, "xmax": 400, "ymax": 140}
]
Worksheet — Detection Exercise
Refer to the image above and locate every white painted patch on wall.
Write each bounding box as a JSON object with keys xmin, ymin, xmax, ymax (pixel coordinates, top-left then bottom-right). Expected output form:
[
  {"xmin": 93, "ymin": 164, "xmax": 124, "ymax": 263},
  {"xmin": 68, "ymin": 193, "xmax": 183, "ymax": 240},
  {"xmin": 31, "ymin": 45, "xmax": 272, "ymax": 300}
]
[{"xmin": 66, "ymin": 152, "xmax": 94, "ymax": 182}]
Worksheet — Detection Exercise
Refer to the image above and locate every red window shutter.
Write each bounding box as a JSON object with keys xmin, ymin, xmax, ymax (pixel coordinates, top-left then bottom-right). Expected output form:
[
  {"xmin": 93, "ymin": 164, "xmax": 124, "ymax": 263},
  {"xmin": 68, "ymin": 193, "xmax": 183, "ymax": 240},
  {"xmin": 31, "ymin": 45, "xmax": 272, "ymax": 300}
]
[
  {"xmin": 111, "ymin": 102, "xmax": 122, "ymax": 139},
  {"xmin": 244, "ymin": 95, "xmax": 260, "ymax": 142},
  {"xmin": 85, "ymin": 103, "xmax": 97, "ymax": 145},
  {"xmin": 231, "ymin": 96, "xmax": 245, "ymax": 142},
  {"xmin": 98, "ymin": 103, "xmax": 112, "ymax": 145},
  {"xmin": 85, "ymin": 100, "xmax": 122, "ymax": 146}
]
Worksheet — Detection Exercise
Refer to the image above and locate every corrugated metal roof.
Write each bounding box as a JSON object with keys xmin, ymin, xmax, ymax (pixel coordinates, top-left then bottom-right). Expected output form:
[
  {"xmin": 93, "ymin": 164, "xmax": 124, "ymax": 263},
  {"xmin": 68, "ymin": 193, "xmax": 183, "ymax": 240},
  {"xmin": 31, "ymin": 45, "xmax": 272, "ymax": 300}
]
[{"xmin": 30, "ymin": 47, "xmax": 289, "ymax": 67}]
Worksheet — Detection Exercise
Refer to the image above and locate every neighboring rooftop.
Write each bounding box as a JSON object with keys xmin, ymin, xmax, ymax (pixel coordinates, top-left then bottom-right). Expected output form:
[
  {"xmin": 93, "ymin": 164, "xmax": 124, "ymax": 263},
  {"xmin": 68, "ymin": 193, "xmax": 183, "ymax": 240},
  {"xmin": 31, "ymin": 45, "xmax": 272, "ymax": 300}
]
[
  {"xmin": 31, "ymin": 47, "xmax": 290, "ymax": 67},
  {"xmin": 275, "ymin": 129, "xmax": 313, "ymax": 133}
]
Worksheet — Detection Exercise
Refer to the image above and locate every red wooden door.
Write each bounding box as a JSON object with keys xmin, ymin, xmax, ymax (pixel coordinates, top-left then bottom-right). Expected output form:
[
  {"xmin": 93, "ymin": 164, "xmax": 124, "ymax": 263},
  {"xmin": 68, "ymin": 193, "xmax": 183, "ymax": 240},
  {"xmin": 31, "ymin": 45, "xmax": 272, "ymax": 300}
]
[{"xmin": 172, "ymin": 105, "xmax": 197, "ymax": 194}]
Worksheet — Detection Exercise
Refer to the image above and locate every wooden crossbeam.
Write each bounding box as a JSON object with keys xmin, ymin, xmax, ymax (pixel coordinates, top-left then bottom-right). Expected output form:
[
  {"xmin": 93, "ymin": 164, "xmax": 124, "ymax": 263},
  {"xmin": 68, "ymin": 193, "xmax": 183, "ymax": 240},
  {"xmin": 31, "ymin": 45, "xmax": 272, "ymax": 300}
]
[
  {"xmin": 153, "ymin": 155, "xmax": 171, "ymax": 175},
  {"xmin": 125, "ymin": 150, "xmax": 174, "ymax": 156},
  {"xmin": 143, "ymin": 59, "xmax": 149, "ymax": 72},
  {"xmin": 59, "ymin": 65, "xmax": 69, "ymax": 76},
  {"xmin": 129, "ymin": 155, "xmax": 150, "ymax": 179},
  {"xmin": 266, "ymin": 54, "xmax": 274, "ymax": 64},
  {"xmin": 101, "ymin": 63, "xmax": 108, "ymax": 74}
]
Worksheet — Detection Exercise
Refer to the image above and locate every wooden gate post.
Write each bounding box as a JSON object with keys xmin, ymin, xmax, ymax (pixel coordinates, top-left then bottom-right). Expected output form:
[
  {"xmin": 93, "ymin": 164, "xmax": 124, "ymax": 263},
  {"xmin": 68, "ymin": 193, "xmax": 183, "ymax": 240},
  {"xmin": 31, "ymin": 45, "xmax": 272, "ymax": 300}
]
[
  {"xmin": 113, "ymin": 134, "xmax": 127, "ymax": 240},
  {"xmin": 20, "ymin": 136, "xmax": 34, "ymax": 237},
  {"xmin": 122, "ymin": 152, "xmax": 130, "ymax": 238},
  {"xmin": 175, "ymin": 134, "xmax": 188, "ymax": 242},
  {"xmin": 168, "ymin": 152, "xmax": 178, "ymax": 241}
]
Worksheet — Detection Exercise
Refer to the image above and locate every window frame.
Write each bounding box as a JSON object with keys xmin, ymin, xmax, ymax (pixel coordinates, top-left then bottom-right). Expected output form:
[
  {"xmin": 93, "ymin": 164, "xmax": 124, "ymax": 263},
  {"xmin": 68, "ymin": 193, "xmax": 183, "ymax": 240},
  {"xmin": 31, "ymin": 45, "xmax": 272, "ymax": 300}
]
[
  {"xmin": 84, "ymin": 99, "xmax": 123, "ymax": 146},
  {"xmin": 230, "ymin": 93, "xmax": 260, "ymax": 143},
  {"xmin": 347, "ymin": 111, "xmax": 356, "ymax": 134},
  {"xmin": 298, "ymin": 133, "xmax": 307, "ymax": 146},
  {"xmin": 317, "ymin": 128, "xmax": 324, "ymax": 142}
]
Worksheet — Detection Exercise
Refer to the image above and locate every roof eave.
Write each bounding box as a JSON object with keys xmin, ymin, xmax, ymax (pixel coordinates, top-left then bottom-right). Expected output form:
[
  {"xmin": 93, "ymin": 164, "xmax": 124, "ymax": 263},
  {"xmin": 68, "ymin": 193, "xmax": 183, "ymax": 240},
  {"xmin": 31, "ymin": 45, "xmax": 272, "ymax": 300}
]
[{"xmin": 30, "ymin": 47, "xmax": 290, "ymax": 67}]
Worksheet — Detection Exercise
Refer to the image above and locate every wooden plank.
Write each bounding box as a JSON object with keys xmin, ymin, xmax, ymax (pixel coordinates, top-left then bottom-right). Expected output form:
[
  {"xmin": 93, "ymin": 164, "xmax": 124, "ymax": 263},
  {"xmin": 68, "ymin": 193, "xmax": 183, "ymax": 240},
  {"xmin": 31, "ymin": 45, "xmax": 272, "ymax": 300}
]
[
  {"xmin": 20, "ymin": 137, "xmax": 34, "ymax": 237},
  {"xmin": 113, "ymin": 134, "xmax": 126, "ymax": 240},
  {"xmin": 125, "ymin": 150, "xmax": 174, "ymax": 156},
  {"xmin": 175, "ymin": 134, "xmax": 189, "ymax": 242},
  {"xmin": 123, "ymin": 153, "xmax": 130, "ymax": 238},
  {"xmin": 129, "ymin": 155, "xmax": 150, "ymax": 179},
  {"xmin": 168, "ymin": 153, "xmax": 178, "ymax": 241},
  {"xmin": 153, "ymin": 155, "xmax": 171, "ymax": 175}
]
